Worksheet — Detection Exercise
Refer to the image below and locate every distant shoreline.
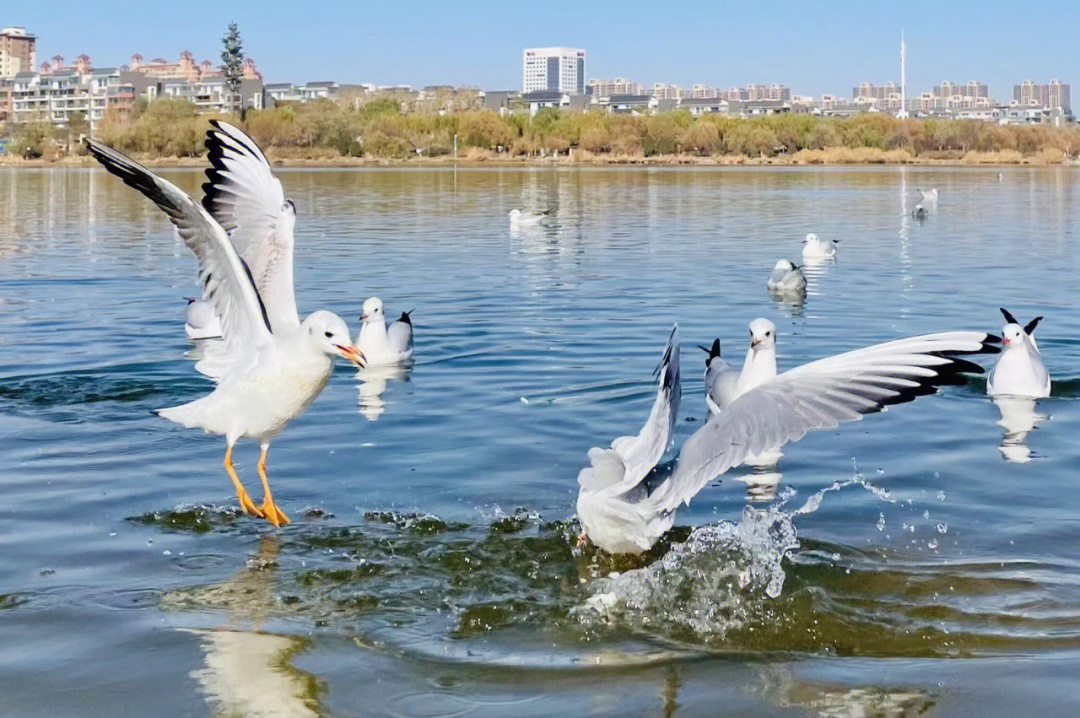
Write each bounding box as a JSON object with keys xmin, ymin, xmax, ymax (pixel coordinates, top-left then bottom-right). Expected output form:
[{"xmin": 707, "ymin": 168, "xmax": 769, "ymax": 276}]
[{"xmin": 2, "ymin": 150, "xmax": 1076, "ymax": 169}]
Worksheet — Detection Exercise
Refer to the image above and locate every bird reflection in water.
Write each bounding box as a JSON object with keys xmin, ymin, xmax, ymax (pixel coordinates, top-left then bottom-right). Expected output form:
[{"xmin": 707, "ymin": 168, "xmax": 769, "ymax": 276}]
[
  {"xmin": 993, "ymin": 396, "xmax": 1047, "ymax": 464},
  {"xmin": 355, "ymin": 363, "xmax": 413, "ymax": 421},
  {"xmin": 185, "ymin": 537, "xmax": 324, "ymax": 717},
  {"xmin": 750, "ymin": 665, "xmax": 934, "ymax": 717}
]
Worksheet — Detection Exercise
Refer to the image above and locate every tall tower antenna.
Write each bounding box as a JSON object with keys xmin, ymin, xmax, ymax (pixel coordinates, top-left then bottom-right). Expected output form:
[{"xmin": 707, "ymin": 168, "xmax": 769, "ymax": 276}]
[{"xmin": 897, "ymin": 31, "xmax": 909, "ymax": 118}]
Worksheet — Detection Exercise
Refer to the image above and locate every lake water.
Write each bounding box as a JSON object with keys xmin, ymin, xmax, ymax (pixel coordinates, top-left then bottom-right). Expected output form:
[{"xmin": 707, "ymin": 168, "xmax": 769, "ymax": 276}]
[{"xmin": 1, "ymin": 165, "xmax": 1079, "ymax": 716}]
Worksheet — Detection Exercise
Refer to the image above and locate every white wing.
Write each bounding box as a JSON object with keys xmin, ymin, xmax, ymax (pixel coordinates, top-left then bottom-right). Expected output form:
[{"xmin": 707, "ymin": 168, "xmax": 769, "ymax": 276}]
[
  {"xmin": 649, "ymin": 331, "xmax": 998, "ymax": 514},
  {"xmin": 386, "ymin": 312, "xmax": 414, "ymax": 355},
  {"xmin": 86, "ymin": 139, "xmax": 274, "ymax": 362},
  {"xmin": 202, "ymin": 120, "xmax": 300, "ymax": 333},
  {"xmin": 577, "ymin": 325, "xmax": 681, "ymax": 497}
]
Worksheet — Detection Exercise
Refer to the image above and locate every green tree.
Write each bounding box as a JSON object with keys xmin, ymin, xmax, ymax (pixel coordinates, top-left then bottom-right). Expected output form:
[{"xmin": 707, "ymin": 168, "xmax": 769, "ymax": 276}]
[{"xmin": 220, "ymin": 22, "xmax": 244, "ymax": 116}]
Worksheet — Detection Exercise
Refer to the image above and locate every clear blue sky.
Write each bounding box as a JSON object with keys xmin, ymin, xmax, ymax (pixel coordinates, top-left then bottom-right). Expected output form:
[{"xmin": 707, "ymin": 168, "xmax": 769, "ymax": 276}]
[{"xmin": 8, "ymin": 0, "xmax": 1078, "ymax": 98}]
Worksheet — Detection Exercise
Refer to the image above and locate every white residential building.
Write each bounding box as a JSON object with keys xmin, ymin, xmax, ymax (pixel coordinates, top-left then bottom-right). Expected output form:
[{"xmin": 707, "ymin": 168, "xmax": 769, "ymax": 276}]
[{"xmin": 522, "ymin": 47, "xmax": 585, "ymax": 94}]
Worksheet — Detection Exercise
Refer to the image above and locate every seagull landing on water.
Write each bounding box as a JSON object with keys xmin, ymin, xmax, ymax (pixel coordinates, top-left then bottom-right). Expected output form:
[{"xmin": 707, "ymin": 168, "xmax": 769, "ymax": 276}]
[
  {"xmin": 576, "ymin": 326, "xmax": 998, "ymax": 554},
  {"xmin": 576, "ymin": 326, "xmax": 681, "ymax": 554},
  {"xmin": 801, "ymin": 233, "xmax": 838, "ymax": 260},
  {"xmin": 185, "ymin": 298, "xmax": 222, "ymax": 340},
  {"xmin": 766, "ymin": 259, "xmax": 807, "ymax": 294},
  {"xmin": 508, "ymin": 208, "xmax": 554, "ymax": 227},
  {"xmin": 85, "ymin": 122, "xmax": 365, "ymax": 528},
  {"xmin": 988, "ymin": 308, "xmax": 1050, "ymax": 398},
  {"xmin": 356, "ymin": 297, "xmax": 414, "ymax": 365}
]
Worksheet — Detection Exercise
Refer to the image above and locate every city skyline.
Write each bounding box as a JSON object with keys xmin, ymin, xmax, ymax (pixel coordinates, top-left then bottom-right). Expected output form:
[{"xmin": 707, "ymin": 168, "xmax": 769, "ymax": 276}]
[{"xmin": 6, "ymin": 0, "xmax": 1080, "ymax": 99}]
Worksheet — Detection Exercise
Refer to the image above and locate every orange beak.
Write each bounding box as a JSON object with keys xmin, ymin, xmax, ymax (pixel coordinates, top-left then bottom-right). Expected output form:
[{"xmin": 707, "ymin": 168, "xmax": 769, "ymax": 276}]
[{"xmin": 335, "ymin": 343, "xmax": 366, "ymax": 367}]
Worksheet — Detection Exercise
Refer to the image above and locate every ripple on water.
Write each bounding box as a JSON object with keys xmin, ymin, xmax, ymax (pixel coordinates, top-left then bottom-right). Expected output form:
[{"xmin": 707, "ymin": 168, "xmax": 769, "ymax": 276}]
[{"xmin": 137, "ymin": 481, "xmax": 1080, "ymax": 665}]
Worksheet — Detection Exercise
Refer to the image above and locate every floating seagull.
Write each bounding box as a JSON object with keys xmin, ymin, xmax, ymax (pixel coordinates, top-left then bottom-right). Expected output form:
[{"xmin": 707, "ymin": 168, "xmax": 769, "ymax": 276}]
[
  {"xmin": 801, "ymin": 233, "xmax": 838, "ymax": 260},
  {"xmin": 185, "ymin": 298, "xmax": 222, "ymax": 340},
  {"xmin": 576, "ymin": 326, "xmax": 680, "ymax": 554},
  {"xmin": 766, "ymin": 259, "xmax": 807, "ymax": 294},
  {"xmin": 702, "ymin": 339, "xmax": 738, "ymax": 415},
  {"xmin": 85, "ymin": 126, "xmax": 365, "ymax": 527},
  {"xmin": 508, "ymin": 208, "xmax": 554, "ymax": 227},
  {"xmin": 912, "ymin": 205, "xmax": 927, "ymax": 220},
  {"xmin": 356, "ymin": 297, "xmax": 414, "ymax": 365},
  {"xmin": 577, "ymin": 329, "xmax": 997, "ymax": 554},
  {"xmin": 917, "ymin": 188, "xmax": 939, "ymax": 204},
  {"xmin": 987, "ymin": 308, "xmax": 1050, "ymax": 398}
]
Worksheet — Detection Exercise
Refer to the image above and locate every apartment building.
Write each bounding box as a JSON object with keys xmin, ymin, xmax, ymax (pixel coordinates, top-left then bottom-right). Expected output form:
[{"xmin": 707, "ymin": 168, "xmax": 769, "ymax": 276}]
[
  {"xmin": 587, "ymin": 77, "xmax": 645, "ymax": 97},
  {"xmin": 1, "ymin": 27, "xmax": 36, "ymax": 78},
  {"xmin": 1012, "ymin": 79, "xmax": 1070, "ymax": 111}
]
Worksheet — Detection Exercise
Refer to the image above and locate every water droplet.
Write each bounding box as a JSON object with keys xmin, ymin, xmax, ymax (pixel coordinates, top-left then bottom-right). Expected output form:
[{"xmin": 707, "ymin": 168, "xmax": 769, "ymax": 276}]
[
  {"xmin": 162, "ymin": 549, "xmax": 171, "ymax": 556},
  {"xmin": 928, "ymin": 539, "xmax": 938, "ymax": 549},
  {"xmin": 876, "ymin": 513, "xmax": 886, "ymax": 532},
  {"xmin": 937, "ymin": 491, "xmax": 946, "ymax": 501},
  {"xmin": 936, "ymin": 523, "xmax": 948, "ymax": 534}
]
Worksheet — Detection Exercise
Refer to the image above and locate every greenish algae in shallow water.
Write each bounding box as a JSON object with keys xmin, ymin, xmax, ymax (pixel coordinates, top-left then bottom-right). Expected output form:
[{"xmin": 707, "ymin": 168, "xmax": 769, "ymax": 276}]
[{"xmin": 147, "ymin": 480, "xmax": 1080, "ymax": 661}]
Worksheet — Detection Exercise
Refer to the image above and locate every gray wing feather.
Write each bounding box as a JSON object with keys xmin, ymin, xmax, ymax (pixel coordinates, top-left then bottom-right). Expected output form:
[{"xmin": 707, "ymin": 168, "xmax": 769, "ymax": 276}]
[{"xmin": 649, "ymin": 331, "xmax": 996, "ymax": 514}]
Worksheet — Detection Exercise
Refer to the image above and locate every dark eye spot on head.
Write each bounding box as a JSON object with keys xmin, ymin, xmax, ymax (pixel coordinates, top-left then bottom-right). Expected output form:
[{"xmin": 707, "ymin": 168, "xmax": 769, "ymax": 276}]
[
  {"xmin": 324, "ymin": 331, "xmax": 333, "ymax": 338},
  {"xmin": 766, "ymin": 331, "xmax": 771, "ymax": 337}
]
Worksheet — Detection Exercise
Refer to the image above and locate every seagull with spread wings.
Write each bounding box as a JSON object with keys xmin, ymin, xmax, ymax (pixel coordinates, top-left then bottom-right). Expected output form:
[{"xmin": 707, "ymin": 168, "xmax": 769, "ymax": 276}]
[
  {"xmin": 576, "ymin": 329, "xmax": 998, "ymax": 554},
  {"xmin": 85, "ymin": 121, "xmax": 365, "ymax": 527}
]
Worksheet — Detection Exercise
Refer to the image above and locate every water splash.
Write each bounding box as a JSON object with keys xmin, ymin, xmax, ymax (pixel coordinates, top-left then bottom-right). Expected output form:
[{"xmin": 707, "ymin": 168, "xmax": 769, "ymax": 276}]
[{"xmin": 576, "ymin": 473, "xmax": 894, "ymax": 643}]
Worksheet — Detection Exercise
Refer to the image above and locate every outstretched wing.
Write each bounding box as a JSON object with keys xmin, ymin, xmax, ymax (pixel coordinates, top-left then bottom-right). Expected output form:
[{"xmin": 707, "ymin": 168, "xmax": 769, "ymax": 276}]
[
  {"xmin": 649, "ymin": 331, "xmax": 998, "ymax": 514},
  {"xmin": 202, "ymin": 120, "xmax": 300, "ymax": 333},
  {"xmin": 577, "ymin": 325, "xmax": 681, "ymax": 496},
  {"xmin": 85, "ymin": 138, "xmax": 273, "ymax": 363}
]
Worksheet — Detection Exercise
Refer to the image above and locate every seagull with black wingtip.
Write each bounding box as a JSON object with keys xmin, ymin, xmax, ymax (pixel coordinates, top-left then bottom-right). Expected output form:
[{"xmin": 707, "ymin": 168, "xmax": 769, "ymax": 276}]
[
  {"xmin": 84, "ymin": 121, "xmax": 365, "ymax": 527},
  {"xmin": 988, "ymin": 308, "xmax": 1050, "ymax": 399}
]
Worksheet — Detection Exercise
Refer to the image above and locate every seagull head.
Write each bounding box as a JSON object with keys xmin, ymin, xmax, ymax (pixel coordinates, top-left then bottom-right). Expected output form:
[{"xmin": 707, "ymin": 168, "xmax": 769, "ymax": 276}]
[
  {"xmin": 1001, "ymin": 323, "xmax": 1024, "ymax": 347},
  {"xmin": 360, "ymin": 297, "xmax": 384, "ymax": 324},
  {"xmin": 773, "ymin": 259, "xmax": 794, "ymax": 273},
  {"xmin": 803, "ymin": 232, "xmax": 818, "ymax": 245},
  {"xmin": 508, "ymin": 209, "xmax": 521, "ymax": 220},
  {"xmin": 748, "ymin": 318, "xmax": 776, "ymax": 351},
  {"xmin": 304, "ymin": 310, "xmax": 365, "ymax": 366}
]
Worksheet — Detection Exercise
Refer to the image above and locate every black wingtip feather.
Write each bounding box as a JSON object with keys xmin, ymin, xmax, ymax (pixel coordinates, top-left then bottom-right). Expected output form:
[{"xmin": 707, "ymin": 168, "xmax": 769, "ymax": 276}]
[
  {"xmin": 1000, "ymin": 307, "xmax": 1018, "ymax": 325},
  {"xmin": 1024, "ymin": 316, "xmax": 1042, "ymax": 335},
  {"xmin": 399, "ymin": 310, "xmax": 413, "ymax": 325}
]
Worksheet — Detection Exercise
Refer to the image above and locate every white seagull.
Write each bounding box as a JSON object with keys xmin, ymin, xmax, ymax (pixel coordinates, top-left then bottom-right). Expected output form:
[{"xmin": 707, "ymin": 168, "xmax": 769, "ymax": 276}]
[
  {"xmin": 577, "ymin": 329, "xmax": 997, "ymax": 554},
  {"xmin": 704, "ymin": 319, "xmax": 779, "ymax": 415},
  {"xmin": 85, "ymin": 124, "xmax": 365, "ymax": 527},
  {"xmin": 987, "ymin": 308, "xmax": 1050, "ymax": 398},
  {"xmin": 917, "ymin": 188, "xmax": 939, "ymax": 205},
  {"xmin": 185, "ymin": 298, "xmax": 222, "ymax": 340},
  {"xmin": 801, "ymin": 233, "xmax": 838, "ymax": 260},
  {"xmin": 576, "ymin": 326, "xmax": 680, "ymax": 555},
  {"xmin": 766, "ymin": 259, "xmax": 807, "ymax": 294},
  {"xmin": 508, "ymin": 208, "xmax": 554, "ymax": 227},
  {"xmin": 356, "ymin": 297, "xmax": 414, "ymax": 365}
]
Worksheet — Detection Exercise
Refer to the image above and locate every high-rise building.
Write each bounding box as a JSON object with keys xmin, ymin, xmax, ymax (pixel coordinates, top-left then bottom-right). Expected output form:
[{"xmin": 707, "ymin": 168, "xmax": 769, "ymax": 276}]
[
  {"xmin": 1013, "ymin": 79, "xmax": 1071, "ymax": 111},
  {"xmin": 650, "ymin": 83, "xmax": 683, "ymax": 101},
  {"xmin": 522, "ymin": 47, "xmax": 585, "ymax": 94},
  {"xmin": 1, "ymin": 26, "xmax": 36, "ymax": 78}
]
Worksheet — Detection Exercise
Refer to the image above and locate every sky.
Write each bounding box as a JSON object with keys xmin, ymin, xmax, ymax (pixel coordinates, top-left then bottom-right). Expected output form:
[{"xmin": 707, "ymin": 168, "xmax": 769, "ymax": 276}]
[{"xmin": 7, "ymin": 0, "xmax": 1079, "ymax": 99}]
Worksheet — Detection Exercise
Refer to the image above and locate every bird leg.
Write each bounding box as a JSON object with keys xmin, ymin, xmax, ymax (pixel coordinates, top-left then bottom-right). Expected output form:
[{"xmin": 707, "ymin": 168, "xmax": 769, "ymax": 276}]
[
  {"xmin": 225, "ymin": 445, "xmax": 263, "ymax": 518},
  {"xmin": 257, "ymin": 445, "xmax": 290, "ymax": 527},
  {"xmin": 576, "ymin": 531, "xmax": 588, "ymax": 549}
]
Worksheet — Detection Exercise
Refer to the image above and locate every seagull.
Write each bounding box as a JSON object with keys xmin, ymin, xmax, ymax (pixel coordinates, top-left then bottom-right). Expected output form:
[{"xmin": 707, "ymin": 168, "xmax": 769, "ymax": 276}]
[
  {"xmin": 912, "ymin": 205, "xmax": 927, "ymax": 220},
  {"xmin": 801, "ymin": 233, "xmax": 838, "ymax": 260},
  {"xmin": 185, "ymin": 298, "xmax": 222, "ymax": 340},
  {"xmin": 84, "ymin": 124, "xmax": 365, "ymax": 527},
  {"xmin": 576, "ymin": 326, "xmax": 680, "ymax": 554},
  {"xmin": 701, "ymin": 338, "xmax": 738, "ymax": 415},
  {"xmin": 766, "ymin": 259, "xmax": 807, "ymax": 294},
  {"xmin": 577, "ymin": 329, "xmax": 997, "ymax": 554},
  {"xmin": 987, "ymin": 308, "xmax": 1050, "ymax": 398},
  {"xmin": 917, "ymin": 188, "xmax": 939, "ymax": 205},
  {"xmin": 509, "ymin": 208, "xmax": 553, "ymax": 227},
  {"xmin": 356, "ymin": 297, "xmax": 414, "ymax": 365}
]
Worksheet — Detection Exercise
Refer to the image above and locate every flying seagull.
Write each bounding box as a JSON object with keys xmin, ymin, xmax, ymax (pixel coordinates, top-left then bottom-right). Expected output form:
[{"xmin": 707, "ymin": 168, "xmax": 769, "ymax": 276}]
[{"xmin": 85, "ymin": 124, "xmax": 365, "ymax": 527}]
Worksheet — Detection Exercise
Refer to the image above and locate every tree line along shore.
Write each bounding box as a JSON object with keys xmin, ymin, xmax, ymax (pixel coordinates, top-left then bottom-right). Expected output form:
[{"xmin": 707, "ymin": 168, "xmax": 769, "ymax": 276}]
[{"xmin": 5, "ymin": 97, "xmax": 1080, "ymax": 166}]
